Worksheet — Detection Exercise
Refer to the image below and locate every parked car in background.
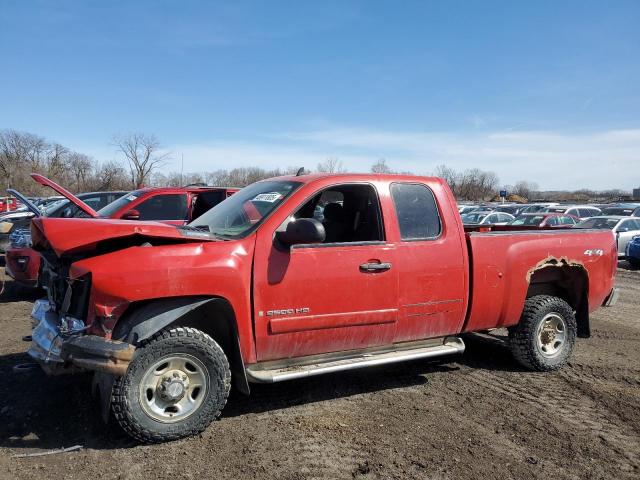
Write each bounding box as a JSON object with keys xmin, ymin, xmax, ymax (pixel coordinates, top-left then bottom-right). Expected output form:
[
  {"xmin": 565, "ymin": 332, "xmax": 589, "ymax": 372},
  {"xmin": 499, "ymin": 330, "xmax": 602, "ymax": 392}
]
[
  {"xmin": 5, "ymin": 174, "xmax": 237, "ymax": 287},
  {"xmin": 461, "ymin": 211, "xmax": 515, "ymax": 225},
  {"xmin": 600, "ymin": 204, "xmax": 640, "ymax": 217},
  {"xmin": 0, "ymin": 191, "xmax": 126, "ymax": 253},
  {"xmin": 508, "ymin": 213, "xmax": 578, "ymax": 228},
  {"xmin": 0, "ymin": 196, "xmax": 19, "ymax": 213},
  {"xmin": 517, "ymin": 203, "xmax": 559, "ymax": 214},
  {"xmin": 5, "ymin": 189, "xmax": 128, "ymax": 285},
  {"xmin": 625, "ymin": 235, "xmax": 640, "ymax": 268},
  {"xmin": 493, "ymin": 204, "xmax": 526, "ymax": 216},
  {"xmin": 573, "ymin": 216, "xmax": 640, "ymax": 257},
  {"xmin": 458, "ymin": 205, "xmax": 479, "ymax": 215},
  {"xmin": 544, "ymin": 205, "xmax": 601, "ymax": 220}
]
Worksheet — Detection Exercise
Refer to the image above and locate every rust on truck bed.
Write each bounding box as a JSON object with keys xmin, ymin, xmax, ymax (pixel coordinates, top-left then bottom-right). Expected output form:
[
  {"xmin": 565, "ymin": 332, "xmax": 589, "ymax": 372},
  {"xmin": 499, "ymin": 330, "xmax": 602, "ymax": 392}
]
[{"xmin": 525, "ymin": 255, "xmax": 586, "ymax": 283}]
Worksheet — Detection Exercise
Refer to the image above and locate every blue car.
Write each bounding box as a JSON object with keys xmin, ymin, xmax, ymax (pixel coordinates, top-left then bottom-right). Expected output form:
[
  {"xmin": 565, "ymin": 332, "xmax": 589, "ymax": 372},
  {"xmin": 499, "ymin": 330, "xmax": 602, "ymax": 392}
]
[{"xmin": 626, "ymin": 235, "xmax": 640, "ymax": 268}]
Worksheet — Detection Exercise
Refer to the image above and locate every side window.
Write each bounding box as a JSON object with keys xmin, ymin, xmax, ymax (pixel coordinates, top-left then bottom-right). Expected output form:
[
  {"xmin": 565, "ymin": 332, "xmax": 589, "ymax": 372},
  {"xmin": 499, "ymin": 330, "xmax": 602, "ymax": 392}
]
[
  {"xmin": 72, "ymin": 195, "xmax": 102, "ymax": 218},
  {"xmin": 390, "ymin": 183, "xmax": 441, "ymax": 240},
  {"xmin": 192, "ymin": 191, "xmax": 227, "ymax": 220},
  {"xmin": 288, "ymin": 184, "xmax": 383, "ymax": 244},
  {"xmin": 546, "ymin": 217, "xmax": 558, "ymax": 226},
  {"xmin": 136, "ymin": 194, "xmax": 188, "ymax": 221}
]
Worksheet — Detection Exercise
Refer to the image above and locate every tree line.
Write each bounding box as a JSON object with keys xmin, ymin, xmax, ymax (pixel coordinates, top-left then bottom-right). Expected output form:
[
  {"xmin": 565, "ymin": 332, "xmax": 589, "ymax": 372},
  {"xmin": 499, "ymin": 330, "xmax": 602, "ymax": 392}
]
[{"xmin": 0, "ymin": 129, "xmax": 631, "ymax": 202}]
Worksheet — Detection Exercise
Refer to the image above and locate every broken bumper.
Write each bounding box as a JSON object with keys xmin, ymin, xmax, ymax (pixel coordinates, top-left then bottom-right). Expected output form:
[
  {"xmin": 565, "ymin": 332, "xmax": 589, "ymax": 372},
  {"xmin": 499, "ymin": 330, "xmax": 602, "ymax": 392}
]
[
  {"xmin": 28, "ymin": 299, "xmax": 135, "ymax": 376},
  {"xmin": 603, "ymin": 287, "xmax": 619, "ymax": 307}
]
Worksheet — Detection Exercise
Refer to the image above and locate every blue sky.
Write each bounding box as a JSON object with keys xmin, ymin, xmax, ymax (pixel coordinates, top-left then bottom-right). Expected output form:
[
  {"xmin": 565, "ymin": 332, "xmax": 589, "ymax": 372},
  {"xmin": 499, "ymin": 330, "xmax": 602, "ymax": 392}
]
[{"xmin": 1, "ymin": 0, "xmax": 639, "ymax": 190}]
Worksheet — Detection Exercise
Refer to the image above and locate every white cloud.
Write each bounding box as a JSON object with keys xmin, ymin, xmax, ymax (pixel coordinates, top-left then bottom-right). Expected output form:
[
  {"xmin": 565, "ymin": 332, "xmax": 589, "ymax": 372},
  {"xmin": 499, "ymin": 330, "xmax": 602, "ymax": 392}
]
[{"xmin": 84, "ymin": 126, "xmax": 640, "ymax": 191}]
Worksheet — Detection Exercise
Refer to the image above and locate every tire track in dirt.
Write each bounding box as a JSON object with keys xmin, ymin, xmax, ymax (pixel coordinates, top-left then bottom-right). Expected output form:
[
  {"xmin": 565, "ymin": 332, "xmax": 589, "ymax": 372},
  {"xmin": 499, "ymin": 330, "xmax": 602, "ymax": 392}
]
[{"xmin": 463, "ymin": 369, "xmax": 640, "ymax": 474}]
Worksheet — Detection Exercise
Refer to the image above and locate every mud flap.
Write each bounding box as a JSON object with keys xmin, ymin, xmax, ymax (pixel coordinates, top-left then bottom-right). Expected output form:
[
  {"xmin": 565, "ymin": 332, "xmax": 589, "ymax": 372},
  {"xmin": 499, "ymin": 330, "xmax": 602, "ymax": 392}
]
[{"xmin": 92, "ymin": 371, "xmax": 117, "ymax": 424}]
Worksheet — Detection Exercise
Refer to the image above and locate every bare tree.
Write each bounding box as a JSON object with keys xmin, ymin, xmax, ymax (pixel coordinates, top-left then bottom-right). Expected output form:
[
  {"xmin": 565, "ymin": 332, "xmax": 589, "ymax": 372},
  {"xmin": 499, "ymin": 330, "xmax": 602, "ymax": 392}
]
[
  {"xmin": 113, "ymin": 133, "xmax": 170, "ymax": 188},
  {"xmin": 317, "ymin": 157, "xmax": 345, "ymax": 173},
  {"xmin": 68, "ymin": 152, "xmax": 93, "ymax": 191},
  {"xmin": 93, "ymin": 160, "xmax": 129, "ymax": 191},
  {"xmin": 371, "ymin": 158, "xmax": 392, "ymax": 174},
  {"xmin": 512, "ymin": 180, "xmax": 539, "ymax": 200}
]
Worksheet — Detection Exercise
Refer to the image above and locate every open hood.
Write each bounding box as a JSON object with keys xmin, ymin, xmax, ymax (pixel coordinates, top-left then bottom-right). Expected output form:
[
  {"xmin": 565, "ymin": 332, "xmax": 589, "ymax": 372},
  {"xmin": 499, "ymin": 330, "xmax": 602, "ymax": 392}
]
[
  {"xmin": 31, "ymin": 173, "xmax": 99, "ymax": 218},
  {"xmin": 31, "ymin": 217, "xmax": 213, "ymax": 257},
  {"xmin": 7, "ymin": 188, "xmax": 41, "ymax": 217}
]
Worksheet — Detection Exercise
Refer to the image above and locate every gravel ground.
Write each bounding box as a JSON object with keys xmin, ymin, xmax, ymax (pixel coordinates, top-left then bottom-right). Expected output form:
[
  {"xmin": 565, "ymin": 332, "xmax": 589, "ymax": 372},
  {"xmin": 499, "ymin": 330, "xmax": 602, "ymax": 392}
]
[{"xmin": 0, "ymin": 262, "xmax": 638, "ymax": 480}]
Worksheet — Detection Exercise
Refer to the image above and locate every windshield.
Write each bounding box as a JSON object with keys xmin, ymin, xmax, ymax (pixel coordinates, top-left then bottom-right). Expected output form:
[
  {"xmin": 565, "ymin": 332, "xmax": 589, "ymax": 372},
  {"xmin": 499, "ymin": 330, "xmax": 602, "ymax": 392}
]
[
  {"xmin": 510, "ymin": 215, "xmax": 545, "ymax": 226},
  {"xmin": 461, "ymin": 213, "xmax": 487, "ymax": 223},
  {"xmin": 575, "ymin": 217, "xmax": 619, "ymax": 230},
  {"xmin": 98, "ymin": 191, "xmax": 141, "ymax": 217},
  {"xmin": 189, "ymin": 180, "xmax": 302, "ymax": 238},
  {"xmin": 601, "ymin": 207, "xmax": 634, "ymax": 216},
  {"xmin": 43, "ymin": 199, "xmax": 69, "ymax": 216}
]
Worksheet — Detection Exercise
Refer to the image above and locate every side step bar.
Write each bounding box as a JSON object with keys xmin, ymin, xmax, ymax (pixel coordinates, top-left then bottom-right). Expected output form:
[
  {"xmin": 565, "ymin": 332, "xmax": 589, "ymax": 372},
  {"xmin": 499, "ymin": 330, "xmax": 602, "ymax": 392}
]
[{"xmin": 245, "ymin": 336, "xmax": 465, "ymax": 383}]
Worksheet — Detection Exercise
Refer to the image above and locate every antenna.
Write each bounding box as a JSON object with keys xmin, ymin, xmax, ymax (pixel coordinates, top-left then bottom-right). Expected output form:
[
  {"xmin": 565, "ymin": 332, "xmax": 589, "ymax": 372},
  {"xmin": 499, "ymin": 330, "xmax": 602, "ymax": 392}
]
[{"xmin": 296, "ymin": 167, "xmax": 305, "ymax": 176}]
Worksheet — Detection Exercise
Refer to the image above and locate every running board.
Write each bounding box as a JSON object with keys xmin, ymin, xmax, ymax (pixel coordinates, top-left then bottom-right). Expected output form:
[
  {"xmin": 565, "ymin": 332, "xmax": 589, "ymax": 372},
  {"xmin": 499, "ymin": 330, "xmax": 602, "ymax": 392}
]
[{"xmin": 245, "ymin": 337, "xmax": 465, "ymax": 383}]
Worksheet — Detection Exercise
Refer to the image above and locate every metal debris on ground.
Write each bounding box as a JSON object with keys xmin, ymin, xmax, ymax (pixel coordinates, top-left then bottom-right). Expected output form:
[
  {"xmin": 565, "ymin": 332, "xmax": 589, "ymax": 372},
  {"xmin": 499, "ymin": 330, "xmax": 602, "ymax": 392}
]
[{"xmin": 12, "ymin": 445, "xmax": 83, "ymax": 458}]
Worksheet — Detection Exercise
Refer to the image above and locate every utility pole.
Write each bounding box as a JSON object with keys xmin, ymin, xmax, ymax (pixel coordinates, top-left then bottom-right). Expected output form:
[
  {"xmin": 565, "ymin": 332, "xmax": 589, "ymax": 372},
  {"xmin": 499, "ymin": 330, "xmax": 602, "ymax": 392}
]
[{"xmin": 180, "ymin": 153, "xmax": 184, "ymax": 186}]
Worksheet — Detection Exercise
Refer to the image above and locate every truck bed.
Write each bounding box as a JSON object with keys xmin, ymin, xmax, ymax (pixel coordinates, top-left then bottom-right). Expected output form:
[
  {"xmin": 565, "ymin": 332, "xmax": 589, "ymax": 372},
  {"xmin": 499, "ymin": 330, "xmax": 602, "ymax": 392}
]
[{"xmin": 462, "ymin": 228, "xmax": 617, "ymax": 333}]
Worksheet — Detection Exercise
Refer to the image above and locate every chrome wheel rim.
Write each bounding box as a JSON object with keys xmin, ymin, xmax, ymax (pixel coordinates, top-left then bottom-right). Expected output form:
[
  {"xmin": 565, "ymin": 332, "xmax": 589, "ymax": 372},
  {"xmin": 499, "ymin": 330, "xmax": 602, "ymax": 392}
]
[
  {"xmin": 139, "ymin": 354, "xmax": 209, "ymax": 423},
  {"xmin": 536, "ymin": 313, "xmax": 567, "ymax": 358}
]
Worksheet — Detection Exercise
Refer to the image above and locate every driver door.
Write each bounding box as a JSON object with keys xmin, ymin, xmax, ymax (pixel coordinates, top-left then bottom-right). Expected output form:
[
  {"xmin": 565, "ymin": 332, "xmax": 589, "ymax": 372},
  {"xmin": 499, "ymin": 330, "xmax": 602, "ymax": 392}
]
[{"xmin": 252, "ymin": 184, "xmax": 399, "ymax": 361}]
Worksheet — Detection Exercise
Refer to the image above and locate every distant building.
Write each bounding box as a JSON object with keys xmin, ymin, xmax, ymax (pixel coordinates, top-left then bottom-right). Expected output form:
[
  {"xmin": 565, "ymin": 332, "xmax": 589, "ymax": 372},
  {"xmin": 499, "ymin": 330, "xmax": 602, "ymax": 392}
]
[{"xmin": 634, "ymin": 188, "xmax": 640, "ymax": 199}]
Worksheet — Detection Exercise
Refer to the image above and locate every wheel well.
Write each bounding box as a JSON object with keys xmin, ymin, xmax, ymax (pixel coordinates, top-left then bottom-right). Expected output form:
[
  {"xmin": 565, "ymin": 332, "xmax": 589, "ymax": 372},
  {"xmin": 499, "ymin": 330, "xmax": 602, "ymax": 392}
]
[
  {"xmin": 527, "ymin": 265, "xmax": 590, "ymax": 338},
  {"xmin": 113, "ymin": 296, "xmax": 250, "ymax": 395}
]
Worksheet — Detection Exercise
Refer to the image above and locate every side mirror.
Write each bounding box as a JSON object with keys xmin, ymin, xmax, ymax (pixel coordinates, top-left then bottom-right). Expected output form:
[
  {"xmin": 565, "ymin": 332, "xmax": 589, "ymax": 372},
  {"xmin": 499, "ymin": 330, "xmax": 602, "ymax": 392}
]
[
  {"xmin": 276, "ymin": 218, "xmax": 325, "ymax": 246},
  {"xmin": 121, "ymin": 209, "xmax": 141, "ymax": 221}
]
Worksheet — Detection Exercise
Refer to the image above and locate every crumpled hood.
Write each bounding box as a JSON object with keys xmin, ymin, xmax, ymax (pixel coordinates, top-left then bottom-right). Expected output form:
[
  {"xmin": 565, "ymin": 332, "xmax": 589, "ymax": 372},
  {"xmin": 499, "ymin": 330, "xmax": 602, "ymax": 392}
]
[{"xmin": 31, "ymin": 217, "xmax": 212, "ymax": 257}]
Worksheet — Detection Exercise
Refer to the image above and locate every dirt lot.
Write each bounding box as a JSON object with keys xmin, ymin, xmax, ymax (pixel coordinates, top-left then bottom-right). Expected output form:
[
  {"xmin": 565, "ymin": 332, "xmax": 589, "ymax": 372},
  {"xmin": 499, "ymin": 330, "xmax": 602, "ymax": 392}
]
[{"xmin": 0, "ymin": 263, "xmax": 638, "ymax": 480}]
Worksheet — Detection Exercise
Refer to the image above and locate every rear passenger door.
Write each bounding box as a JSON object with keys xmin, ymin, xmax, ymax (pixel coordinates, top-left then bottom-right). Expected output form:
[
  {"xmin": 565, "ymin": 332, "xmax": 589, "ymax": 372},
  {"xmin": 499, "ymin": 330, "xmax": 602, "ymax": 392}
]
[{"xmin": 390, "ymin": 182, "xmax": 467, "ymax": 342}]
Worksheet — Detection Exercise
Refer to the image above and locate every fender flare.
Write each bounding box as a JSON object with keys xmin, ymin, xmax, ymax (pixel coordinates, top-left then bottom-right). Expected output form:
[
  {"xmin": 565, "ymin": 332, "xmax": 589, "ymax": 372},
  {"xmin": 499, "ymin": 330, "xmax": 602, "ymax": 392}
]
[{"xmin": 113, "ymin": 296, "xmax": 249, "ymax": 395}]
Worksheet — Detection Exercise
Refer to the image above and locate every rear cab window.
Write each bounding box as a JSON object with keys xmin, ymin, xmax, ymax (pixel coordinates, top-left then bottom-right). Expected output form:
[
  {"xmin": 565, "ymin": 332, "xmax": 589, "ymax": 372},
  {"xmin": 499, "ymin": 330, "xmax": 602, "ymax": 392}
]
[{"xmin": 390, "ymin": 183, "xmax": 441, "ymax": 240}]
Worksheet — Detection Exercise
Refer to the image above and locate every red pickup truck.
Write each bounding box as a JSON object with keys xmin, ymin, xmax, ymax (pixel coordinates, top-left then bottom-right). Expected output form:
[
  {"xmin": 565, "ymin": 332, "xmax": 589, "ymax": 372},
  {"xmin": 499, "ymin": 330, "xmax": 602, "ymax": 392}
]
[{"xmin": 26, "ymin": 173, "xmax": 619, "ymax": 443}]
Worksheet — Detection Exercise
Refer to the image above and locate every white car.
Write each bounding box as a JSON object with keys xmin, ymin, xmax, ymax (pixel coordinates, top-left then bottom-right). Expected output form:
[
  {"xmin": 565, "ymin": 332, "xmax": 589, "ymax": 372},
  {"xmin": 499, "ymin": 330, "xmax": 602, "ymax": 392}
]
[
  {"xmin": 544, "ymin": 205, "xmax": 601, "ymax": 220},
  {"xmin": 574, "ymin": 216, "xmax": 640, "ymax": 257},
  {"xmin": 460, "ymin": 211, "xmax": 515, "ymax": 225}
]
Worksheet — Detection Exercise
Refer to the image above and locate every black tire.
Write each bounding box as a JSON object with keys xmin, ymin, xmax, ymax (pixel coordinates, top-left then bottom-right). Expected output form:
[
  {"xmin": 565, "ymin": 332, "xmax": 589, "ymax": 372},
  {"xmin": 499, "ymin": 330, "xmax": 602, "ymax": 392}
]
[
  {"xmin": 111, "ymin": 327, "xmax": 231, "ymax": 443},
  {"xmin": 628, "ymin": 257, "xmax": 640, "ymax": 269},
  {"xmin": 508, "ymin": 295, "xmax": 577, "ymax": 372}
]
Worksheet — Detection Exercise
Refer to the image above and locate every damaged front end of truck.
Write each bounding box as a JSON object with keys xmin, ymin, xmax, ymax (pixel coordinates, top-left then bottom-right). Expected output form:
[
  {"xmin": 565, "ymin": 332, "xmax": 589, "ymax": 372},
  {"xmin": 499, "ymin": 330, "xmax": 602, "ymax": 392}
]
[{"xmin": 26, "ymin": 216, "xmax": 214, "ymax": 377}]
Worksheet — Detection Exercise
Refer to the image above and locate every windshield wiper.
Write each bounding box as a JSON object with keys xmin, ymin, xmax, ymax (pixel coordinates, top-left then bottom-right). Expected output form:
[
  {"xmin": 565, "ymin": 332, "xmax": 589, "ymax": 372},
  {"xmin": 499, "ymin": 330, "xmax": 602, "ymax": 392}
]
[
  {"xmin": 179, "ymin": 224, "xmax": 232, "ymax": 241},
  {"xmin": 180, "ymin": 225, "xmax": 210, "ymax": 232}
]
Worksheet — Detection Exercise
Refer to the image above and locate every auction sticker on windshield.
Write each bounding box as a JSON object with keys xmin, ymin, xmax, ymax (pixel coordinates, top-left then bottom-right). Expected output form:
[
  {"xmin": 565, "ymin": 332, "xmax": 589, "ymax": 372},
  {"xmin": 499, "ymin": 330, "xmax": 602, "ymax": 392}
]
[{"xmin": 253, "ymin": 193, "xmax": 283, "ymax": 202}]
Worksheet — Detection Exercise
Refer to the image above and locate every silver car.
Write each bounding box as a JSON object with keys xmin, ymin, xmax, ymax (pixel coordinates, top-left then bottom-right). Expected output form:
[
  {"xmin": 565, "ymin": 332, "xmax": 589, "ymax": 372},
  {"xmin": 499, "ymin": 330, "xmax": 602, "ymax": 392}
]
[
  {"xmin": 461, "ymin": 211, "xmax": 515, "ymax": 225},
  {"xmin": 574, "ymin": 216, "xmax": 640, "ymax": 257}
]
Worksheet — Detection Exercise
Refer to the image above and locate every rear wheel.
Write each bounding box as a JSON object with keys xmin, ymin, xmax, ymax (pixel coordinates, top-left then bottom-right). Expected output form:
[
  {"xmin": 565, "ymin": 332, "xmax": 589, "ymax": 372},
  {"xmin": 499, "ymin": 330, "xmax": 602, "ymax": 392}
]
[
  {"xmin": 628, "ymin": 257, "xmax": 640, "ymax": 269},
  {"xmin": 509, "ymin": 295, "xmax": 577, "ymax": 371},
  {"xmin": 111, "ymin": 327, "xmax": 231, "ymax": 443}
]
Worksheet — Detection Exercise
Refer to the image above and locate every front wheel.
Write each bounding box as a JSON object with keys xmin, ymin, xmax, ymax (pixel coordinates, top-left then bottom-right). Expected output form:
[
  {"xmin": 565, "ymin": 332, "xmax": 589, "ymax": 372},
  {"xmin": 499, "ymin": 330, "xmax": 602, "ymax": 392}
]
[
  {"xmin": 509, "ymin": 295, "xmax": 577, "ymax": 371},
  {"xmin": 111, "ymin": 327, "xmax": 231, "ymax": 443}
]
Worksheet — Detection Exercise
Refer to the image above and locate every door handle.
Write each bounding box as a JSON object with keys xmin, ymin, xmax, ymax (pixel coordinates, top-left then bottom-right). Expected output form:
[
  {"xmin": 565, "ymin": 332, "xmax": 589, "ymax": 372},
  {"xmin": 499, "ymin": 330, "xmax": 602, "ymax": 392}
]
[{"xmin": 360, "ymin": 262, "xmax": 392, "ymax": 273}]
